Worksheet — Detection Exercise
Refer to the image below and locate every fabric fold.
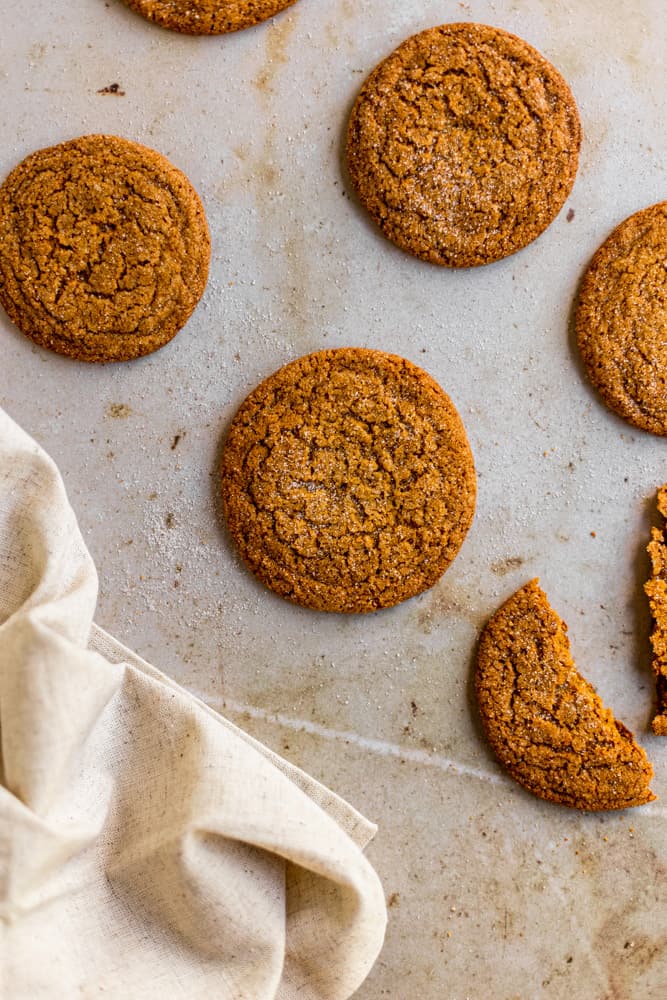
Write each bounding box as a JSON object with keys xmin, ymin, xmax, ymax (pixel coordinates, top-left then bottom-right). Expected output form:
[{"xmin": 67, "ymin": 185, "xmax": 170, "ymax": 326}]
[{"xmin": 0, "ymin": 406, "xmax": 386, "ymax": 1000}]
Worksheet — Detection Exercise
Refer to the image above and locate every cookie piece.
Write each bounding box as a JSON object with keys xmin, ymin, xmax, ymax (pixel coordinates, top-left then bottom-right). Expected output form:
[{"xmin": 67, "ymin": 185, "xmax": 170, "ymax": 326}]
[
  {"xmin": 576, "ymin": 203, "xmax": 667, "ymax": 436},
  {"xmin": 476, "ymin": 580, "xmax": 655, "ymax": 810},
  {"xmin": 121, "ymin": 0, "xmax": 297, "ymax": 34},
  {"xmin": 220, "ymin": 348, "xmax": 476, "ymax": 613},
  {"xmin": 646, "ymin": 485, "xmax": 667, "ymax": 735},
  {"xmin": 0, "ymin": 135, "xmax": 210, "ymax": 363},
  {"xmin": 346, "ymin": 22, "xmax": 581, "ymax": 267}
]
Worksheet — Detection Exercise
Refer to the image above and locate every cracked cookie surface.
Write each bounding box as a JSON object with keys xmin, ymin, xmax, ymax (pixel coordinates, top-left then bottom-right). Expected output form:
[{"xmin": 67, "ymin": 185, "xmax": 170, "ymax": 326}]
[
  {"xmin": 220, "ymin": 348, "xmax": 476, "ymax": 613},
  {"xmin": 476, "ymin": 579, "xmax": 655, "ymax": 810},
  {"xmin": 576, "ymin": 202, "xmax": 667, "ymax": 436},
  {"xmin": 646, "ymin": 485, "xmax": 667, "ymax": 734},
  {"xmin": 0, "ymin": 134, "xmax": 210, "ymax": 363},
  {"xmin": 122, "ymin": 0, "xmax": 297, "ymax": 34},
  {"xmin": 346, "ymin": 22, "xmax": 581, "ymax": 267}
]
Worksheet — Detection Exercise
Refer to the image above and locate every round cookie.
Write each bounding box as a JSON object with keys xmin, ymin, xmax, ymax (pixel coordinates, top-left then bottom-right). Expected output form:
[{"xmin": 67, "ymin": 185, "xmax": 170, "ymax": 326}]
[
  {"xmin": 576, "ymin": 202, "xmax": 667, "ymax": 436},
  {"xmin": 476, "ymin": 580, "xmax": 655, "ymax": 811},
  {"xmin": 121, "ymin": 0, "xmax": 298, "ymax": 34},
  {"xmin": 0, "ymin": 135, "xmax": 210, "ymax": 363},
  {"xmin": 346, "ymin": 22, "xmax": 581, "ymax": 267},
  {"xmin": 220, "ymin": 348, "xmax": 476, "ymax": 613}
]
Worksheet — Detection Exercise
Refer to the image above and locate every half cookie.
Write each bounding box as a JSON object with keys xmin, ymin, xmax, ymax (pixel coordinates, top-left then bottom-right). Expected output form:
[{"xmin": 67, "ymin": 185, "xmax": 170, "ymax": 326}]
[
  {"xmin": 220, "ymin": 348, "xmax": 476, "ymax": 613},
  {"xmin": 0, "ymin": 135, "xmax": 210, "ymax": 363},
  {"xmin": 576, "ymin": 202, "xmax": 667, "ymax": 436},
  {"xmin": 646, "ymin": 484, "xmax": 667, "ymax": 734},
  {"xmin": 346, "ymin": 23, "xmax": 581, "ymax": 267},
  {"xmin": 476, "ymin": 580, "xmax": 655, "ymax": 810},
  {"xmin": 121, "ymin": 0, "xmax": 298, "ymax": 34}
]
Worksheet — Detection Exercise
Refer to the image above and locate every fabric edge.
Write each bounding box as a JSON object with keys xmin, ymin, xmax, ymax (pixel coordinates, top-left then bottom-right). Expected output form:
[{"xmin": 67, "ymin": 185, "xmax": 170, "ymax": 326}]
[{"xmin": 88, "ymin": 622, "xmax": 378, "ymax": 850}]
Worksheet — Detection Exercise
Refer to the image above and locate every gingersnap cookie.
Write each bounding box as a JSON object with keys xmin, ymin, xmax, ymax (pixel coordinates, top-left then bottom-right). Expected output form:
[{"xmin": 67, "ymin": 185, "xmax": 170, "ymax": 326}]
[
  {"xmin": 476, "ymin": 580, "xmax": 655, "ymax": 810},
  {"xmin": 346, "ymin": 22, "xmax": 581, "ymax": 267},
  {"xmin": 575, "ymin": 203, "xmax": 667, "ymax": 436},
  {"xmin": 0, "ymin": 135, "xmax": 210, "ymax": 363},
  {"xmin": 646, "ymin": 484, "xmax": 667, "ymax": 735},
  {"xmin": 121, "ymin": 0, "xmax": 297, "ymax": 34},
  {"xmin": 220, "ymin": 348, "xmax": 476, "ymax": 613}
]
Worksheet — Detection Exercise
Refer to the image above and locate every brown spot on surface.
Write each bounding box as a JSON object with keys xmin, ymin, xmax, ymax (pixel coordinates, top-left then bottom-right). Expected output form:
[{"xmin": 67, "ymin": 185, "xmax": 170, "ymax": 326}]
[
  {"xmin": 252, "ymin": 9, "xmax": 296, "ymax": 94},
  {"xmin": 491, "ymin": 555, "xmax": 525, "ymax": 576},
  {"xmin": 107, "ymin": 403, "xmax": 131, "ymax": 419},
  {"xmin": 417, "ymin": 581, "xmax": 483, "ymax": 632},
  {"xmin": 566, "ymin": 208, "xmax": 575, "ymax": 222}
]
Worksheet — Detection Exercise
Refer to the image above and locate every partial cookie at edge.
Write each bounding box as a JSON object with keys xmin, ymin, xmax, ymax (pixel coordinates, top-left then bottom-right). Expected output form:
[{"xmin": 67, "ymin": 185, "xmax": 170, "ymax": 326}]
[
  {"xmin": 576, "ymin": 201, "xmax": 667, "ymax": 436},
  {"xmin": 0, "ymin": 134, "xmax": 210, "ymax": 363},
  {"xmin": 122, "ymin": 0, "xmax": 298, "ymax": 34},
  {"xmin": 646, "ymin": 485, "xmax": 667, "ymax": 734}
]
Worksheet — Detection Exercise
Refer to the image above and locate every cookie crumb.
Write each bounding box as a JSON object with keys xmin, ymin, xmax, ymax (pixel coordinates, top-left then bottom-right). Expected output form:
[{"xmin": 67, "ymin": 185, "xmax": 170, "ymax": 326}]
[{"xmin": 97, "ymin": 83, "xmax": 125, "ymax": 96}]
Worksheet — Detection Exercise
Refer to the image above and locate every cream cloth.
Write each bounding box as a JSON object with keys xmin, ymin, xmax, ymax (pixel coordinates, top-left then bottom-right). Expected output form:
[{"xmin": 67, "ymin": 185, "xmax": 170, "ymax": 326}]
[{"xmin": 0, "ymin": 407, "xmax": 386, "ymax": 999}]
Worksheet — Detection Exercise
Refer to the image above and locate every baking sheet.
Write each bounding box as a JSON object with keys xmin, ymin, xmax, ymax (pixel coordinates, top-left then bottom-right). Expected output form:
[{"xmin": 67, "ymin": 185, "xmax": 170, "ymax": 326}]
[{"xmin": 2, "ymin": 1, "xmax": 666, "ymax": 996}]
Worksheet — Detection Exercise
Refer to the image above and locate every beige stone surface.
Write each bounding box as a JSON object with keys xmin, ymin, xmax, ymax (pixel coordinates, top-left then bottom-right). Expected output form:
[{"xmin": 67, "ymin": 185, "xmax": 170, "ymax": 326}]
[{"xmin": 2, "ymin": 0, "xmax": 667, "ymax": 996}]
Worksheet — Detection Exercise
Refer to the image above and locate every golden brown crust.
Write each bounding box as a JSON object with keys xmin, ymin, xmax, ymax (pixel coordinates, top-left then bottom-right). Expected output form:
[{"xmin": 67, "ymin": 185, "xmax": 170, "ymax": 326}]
[
  {"xmin": 346, "ymin": 22, "xmax": 581, "ymax": 267},
  {"xmin": 476, "ymin": 580, "xmax": 655, "ymax": 810},
  {"xmin": 0, "ymin": 134, "xmax": 210, "ymax": 363},
  {"xmin": 576, "ymin": 202, "xmax": 667, "ymax": 436},
  {"xmin": 122, "ymin": 0, "xmax": 297, "ymax": 34},
  {"xmin": 220, "ymin": 348, "xmax": 476, "ymax": 613},
  {"xmin": 646, "ymin": 484, "xmax": 667, "ymax": 734}
]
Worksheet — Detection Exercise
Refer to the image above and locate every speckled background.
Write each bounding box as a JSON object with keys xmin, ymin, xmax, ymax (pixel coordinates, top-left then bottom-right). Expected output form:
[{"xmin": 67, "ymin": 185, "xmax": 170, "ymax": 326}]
[{"xmin": 2, "ymin": 1, "xmax": 666, "ymax": 997}]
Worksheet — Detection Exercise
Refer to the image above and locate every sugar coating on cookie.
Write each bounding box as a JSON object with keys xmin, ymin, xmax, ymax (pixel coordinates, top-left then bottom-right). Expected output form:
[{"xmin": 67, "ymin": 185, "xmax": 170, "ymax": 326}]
[
  {"xmin": 0, "ymin": 134, "xmax": 210, "ymax": 363},
  {"xmin": 346, "ymin": 22, "xmax": 581, "ymax": 267},
  {"xmin": 122, "ymin": 0, "xmax": 297, "ymax": 34},
  {"xmin": 576, "ymin": 202, "xmax": 667, "ymax": 436},
  {"xmin": 476, "ymin": 580, "xmax": 655, "ymax": 810},
  {"xmin": 220, "ymin": 348, "xmax": 476, "ymax": 613},
  {"xmin": 646, "ymin": 485, "xmax": 667, "ymax": 734}
]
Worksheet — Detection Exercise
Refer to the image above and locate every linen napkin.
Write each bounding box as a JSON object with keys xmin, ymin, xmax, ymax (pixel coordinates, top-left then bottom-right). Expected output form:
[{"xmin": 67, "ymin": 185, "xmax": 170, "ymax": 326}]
[{"xmin": 0, "ymin": 406, "xmax": 386, "ymax": 999}]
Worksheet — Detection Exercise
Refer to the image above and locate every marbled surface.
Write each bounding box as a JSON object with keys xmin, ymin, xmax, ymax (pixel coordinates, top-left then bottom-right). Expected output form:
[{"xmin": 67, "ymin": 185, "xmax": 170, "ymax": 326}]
[{"xmin": 2, "ymin": 1, "xmax": 666, "ymax": 996}]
